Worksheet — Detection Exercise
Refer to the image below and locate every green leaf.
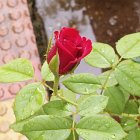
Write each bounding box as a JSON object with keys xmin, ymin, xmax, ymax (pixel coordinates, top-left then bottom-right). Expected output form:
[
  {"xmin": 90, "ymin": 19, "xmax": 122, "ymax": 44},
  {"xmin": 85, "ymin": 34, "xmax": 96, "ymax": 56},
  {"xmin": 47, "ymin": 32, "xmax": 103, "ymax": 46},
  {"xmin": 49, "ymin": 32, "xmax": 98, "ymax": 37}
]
[
  {"xmin": 14, "ymin": 83, "xmax": 46, "ymax": 121},
  {"xmin": 11, "ymin": 115, "xmax": 72, "ymax": 140},
  {"xmin": 76, "ymin": 115, "xmax": 127, "ymax": 140},
  {"xmin": 34, "ymin": 107, "xmax": 46, "ymax": 116},
  {"xmin": 115, "ymin": 60, "xmax": 140, "ymax": 96},
  {"xmin": 98, "ymin": 70, "xmax": 118, "ymax": 87},
  {"xmin": 61, "ymin": 89, "xmax": 77, "ymax": 103},
  {"xmin": 50, "ymin": 89, "xmax": 77, "ymax": 103},
  {"xmin": 124, "ymin": 100, "xmax": 138, "ymax": 114},
  {"xmin": 104, "ymin": 86, "xmax": 126, "ymax": 114},
  {"xmin": 50, "ymin": 95, "xmax": 60, "ymax": 101},
  {"xmin": 119, "ymin": 86, "xmax": 130, "ymax": 103},
  {"xmin": 49, "ymin": 52, "xmax": 59, "ymax": 75},
  {"xmin": 41, "ymin": 61, "xmax": 54, "ymax": 81},
  {"xmin": 124, "ymin": 129, "xmax": 140, "ymax": 140},
  {"xmin": 121, "ymin": 118, "xmax": 138, "ymax": 132},
  {"xmin": 85, "ymin": 43, "xmax": 116, "ymax": 68},
  {"xmin": 116, "ymin": 32, "xmax": 140, "ymax": 58},
  {"xmin": 76, "ymin": 93, "xmax": 96, "ymax": 103},
  {"xmin": 77, "ymin": 95, "xmax": 108, "ymax": 116},
  {"xmin": 0, "ymin": 58, "xmax": 34, "ymax": 83},
  {"xmin": 63, "ymin": 73, "xmax": 101, "ymax": 94},
  {"xmin": 43, "ymin": 100, "xmax": 72, "ymax": 117},
  {"xmin": 66, "ymin": 131, "xmax": 79, "ymax": 140}
]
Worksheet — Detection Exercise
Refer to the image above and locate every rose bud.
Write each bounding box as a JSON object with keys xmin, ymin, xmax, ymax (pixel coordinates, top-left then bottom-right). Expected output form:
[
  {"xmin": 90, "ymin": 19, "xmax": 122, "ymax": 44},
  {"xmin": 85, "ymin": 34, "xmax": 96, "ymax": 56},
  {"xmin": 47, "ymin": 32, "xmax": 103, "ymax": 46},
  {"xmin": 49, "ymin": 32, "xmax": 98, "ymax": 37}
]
[{"xmin": 47, "ymin": 27, "xmax": 92, "ymax": 75}]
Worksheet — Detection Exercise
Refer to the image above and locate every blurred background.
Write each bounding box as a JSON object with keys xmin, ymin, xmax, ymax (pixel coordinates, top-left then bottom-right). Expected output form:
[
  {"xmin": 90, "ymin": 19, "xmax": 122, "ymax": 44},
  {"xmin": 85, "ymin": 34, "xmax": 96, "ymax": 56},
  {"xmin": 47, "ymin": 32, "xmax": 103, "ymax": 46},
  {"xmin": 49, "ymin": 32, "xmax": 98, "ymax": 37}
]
[{"xmin": 1, "ymin": 0, "xmax": 140, "ymax": 139}]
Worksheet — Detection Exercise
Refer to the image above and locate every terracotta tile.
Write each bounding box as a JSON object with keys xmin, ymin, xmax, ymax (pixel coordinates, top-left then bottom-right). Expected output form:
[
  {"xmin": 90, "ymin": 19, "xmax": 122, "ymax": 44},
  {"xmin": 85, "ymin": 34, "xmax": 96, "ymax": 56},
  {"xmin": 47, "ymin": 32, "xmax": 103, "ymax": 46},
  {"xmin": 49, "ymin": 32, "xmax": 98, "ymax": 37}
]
[
  {"xmin": 0, "ymin": 0, "xmax": 41, "ymax": 101},
  {"xmin": 0, "ymin": 99, "xmax": 28, "ymax": 140},
  {"xmin": 0, "ymin": 0, "xmax": 42, "ymax": 139}
]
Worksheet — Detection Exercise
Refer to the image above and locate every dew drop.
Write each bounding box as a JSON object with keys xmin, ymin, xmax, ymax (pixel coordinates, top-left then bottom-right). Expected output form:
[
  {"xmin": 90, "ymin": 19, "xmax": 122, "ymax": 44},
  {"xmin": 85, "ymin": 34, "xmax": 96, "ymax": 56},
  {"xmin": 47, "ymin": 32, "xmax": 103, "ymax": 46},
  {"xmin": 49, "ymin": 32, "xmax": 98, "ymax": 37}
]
[
  {"xmin": 122, "ymin": 78, "xmax": 125, "ymax": 81},
  {"xmin": 101, "ymin": 49, "xmax": 105, "ymax": 53},
  {"xmin": 105, "ymin": 123, "xmax": 110, "ymax": 128},
  {"xmin": 22, "ymin": 94, "xmax": 25, "ymax": 97},
  {"xmin": 93, "ymin": 107, "xmax": 98, "ymax": 112},
  {"xmin": 37, "ymin": 87, "xmax": 42, "ymax": 93},
  {"xmin": 31, "ymin": 110, "xmax": 34, "ymax": 115},
  {"xmin": 100, "ymin": 98, "xmax": 105, "ymax": 102},
  {"xmin": 111, "ymin": 59, "xmax": 114, "ymax": 63},
  {"xmin": 111, "ymin": 134, "xmax": 116, "ymax": 139},
  {"xmin": 85, "ymin": 88, "xmax": 89, "ymax": 94},
  {"xmin": 78, "ymin": 130, "xmax": 83, "ymax": 135},
  {"xmin": 125, "ymin": 77, "xmax": 128, "ymax": 80},
  {"xmin": 129, "ymin": 71, "xmax": 132, "ymax": 74},
  {"xmin": 50, "ymin": 115, "xmax": 55, "ymax": 119},
  {"xmin": 109, "ymin": 76, "xmax": 112, "ymax": 79},
  {"xmin": 128, "ymin": 84, "xmax": 131, "ymax": 88},
  {"xmin": 124, "ymin": 123, "xmax": 127, "ymax": 126}
]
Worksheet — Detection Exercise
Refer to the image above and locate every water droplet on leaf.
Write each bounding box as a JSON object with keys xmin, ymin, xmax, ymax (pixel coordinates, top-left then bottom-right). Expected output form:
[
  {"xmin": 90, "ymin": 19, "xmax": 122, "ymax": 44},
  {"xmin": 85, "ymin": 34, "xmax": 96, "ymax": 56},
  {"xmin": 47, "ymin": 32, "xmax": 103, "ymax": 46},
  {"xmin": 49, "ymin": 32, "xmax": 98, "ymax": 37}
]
[{"xmin": 111, "ymin": 134, "xmax": 116, "ymax": 139}]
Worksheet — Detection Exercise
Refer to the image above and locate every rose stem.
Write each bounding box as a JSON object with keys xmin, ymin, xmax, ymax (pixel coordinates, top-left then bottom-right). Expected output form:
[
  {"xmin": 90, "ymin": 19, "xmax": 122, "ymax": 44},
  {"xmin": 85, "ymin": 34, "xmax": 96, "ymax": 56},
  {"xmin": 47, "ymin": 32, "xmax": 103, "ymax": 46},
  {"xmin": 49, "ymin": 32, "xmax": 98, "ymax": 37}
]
[
  {"xmin": 53, "ymin": 75, "xmax": 78, "ymax": 106},
  {"xmin": 53, "ymin": 75, "xmax": 59, "ymax": 96}
]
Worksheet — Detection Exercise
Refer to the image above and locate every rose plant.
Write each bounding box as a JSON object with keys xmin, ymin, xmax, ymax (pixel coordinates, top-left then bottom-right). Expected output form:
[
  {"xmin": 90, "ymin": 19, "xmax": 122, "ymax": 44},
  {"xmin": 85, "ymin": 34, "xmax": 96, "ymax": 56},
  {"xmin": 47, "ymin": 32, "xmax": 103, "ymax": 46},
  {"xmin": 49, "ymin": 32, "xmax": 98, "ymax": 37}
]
[{"xmin": 0, "ymin": 27, "xmax": 140, "ymax": 140}]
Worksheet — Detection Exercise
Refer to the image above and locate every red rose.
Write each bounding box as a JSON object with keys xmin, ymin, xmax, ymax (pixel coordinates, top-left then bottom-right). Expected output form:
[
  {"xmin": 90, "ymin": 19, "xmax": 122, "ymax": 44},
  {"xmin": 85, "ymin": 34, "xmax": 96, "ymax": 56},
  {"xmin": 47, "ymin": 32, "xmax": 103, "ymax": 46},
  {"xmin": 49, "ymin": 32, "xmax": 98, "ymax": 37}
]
[{"xmin": 47, "ymin": 27, "xmax": 92, "ymax": 75}]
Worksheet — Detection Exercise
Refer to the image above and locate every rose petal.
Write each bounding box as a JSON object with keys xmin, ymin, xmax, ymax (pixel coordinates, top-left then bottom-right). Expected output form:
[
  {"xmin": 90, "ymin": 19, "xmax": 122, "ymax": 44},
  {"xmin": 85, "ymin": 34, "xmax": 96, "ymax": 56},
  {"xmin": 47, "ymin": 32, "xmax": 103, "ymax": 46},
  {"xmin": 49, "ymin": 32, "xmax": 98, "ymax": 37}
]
[
  {"xmin": 57, "ymin": 41, "xmax": 75, "ymax": 69},
  {"xmin": 47, "ymin": 28, "xmax": 92, "ymax": 75},
  {"xmin": 79, "ymin": 37, "xmax": 92, "ymax": 58},
  {"xmin": 60, "ymin": 58, "xmax": 79, "ymax": 74},
  {"xmin": 59, "ymin": 27, "xmax": 81, "ymax": 45},
  {"xmin": 62, "ymin": 40, "xmax": 78, "ymax": 57},
  {"xmin": 54, "ymin": 31, "xmax": 59, "ymax": 40}
]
